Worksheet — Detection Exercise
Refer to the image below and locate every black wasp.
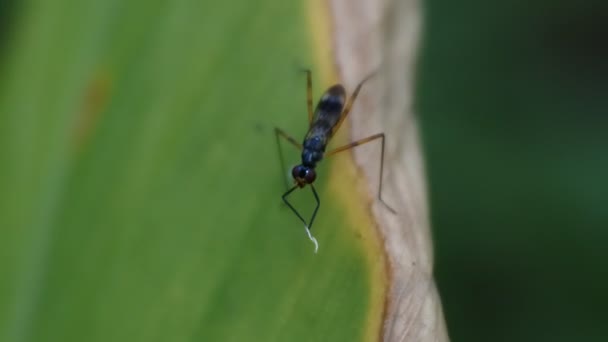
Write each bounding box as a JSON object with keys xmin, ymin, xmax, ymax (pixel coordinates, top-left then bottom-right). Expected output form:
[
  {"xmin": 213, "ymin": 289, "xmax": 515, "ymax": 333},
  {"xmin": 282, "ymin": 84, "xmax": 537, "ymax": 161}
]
[{"xmin": 275, "ymin": 70, "xmax": 395, "ymax": 252}]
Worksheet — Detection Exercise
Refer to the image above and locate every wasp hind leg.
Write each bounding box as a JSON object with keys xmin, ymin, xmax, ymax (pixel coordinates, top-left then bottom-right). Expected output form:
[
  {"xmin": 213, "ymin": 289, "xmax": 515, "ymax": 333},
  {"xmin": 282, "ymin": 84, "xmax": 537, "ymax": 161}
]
[{"xmin": 326, "ymin": 133, "xmax": 396, "ymax": 214}]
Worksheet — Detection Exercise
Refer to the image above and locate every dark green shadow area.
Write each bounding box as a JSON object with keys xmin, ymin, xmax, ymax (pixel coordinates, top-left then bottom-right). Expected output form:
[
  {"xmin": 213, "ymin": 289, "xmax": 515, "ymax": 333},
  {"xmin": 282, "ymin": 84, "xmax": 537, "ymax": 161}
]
[
  {"xmin": 0, "ymin": 1, "xmax": 372, "ymax": 341},
  {"xmin": 418, "ymin": 0, "xmax": 608, "ymax": 341}
]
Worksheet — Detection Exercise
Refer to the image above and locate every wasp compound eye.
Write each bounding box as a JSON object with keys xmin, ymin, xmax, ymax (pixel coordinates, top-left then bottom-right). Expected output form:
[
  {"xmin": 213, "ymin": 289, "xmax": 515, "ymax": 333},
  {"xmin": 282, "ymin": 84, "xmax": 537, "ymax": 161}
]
[
  {"xmin": 292, "ymin": 165, "xmax": 316, "ymax": 184},
  {"xmin": 304, "ymin": 168, "xmax": 316, "ymax": 184},
  {"xmin": 292, "ymin": 165, "xmax": 305, "ymax": 180}
]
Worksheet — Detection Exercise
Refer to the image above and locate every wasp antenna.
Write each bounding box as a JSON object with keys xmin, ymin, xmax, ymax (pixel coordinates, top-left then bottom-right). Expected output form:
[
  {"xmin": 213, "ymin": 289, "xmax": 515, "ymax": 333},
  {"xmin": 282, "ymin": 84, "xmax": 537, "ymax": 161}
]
[{"xmin": 358, "ymin": 70, "xmax": 379, "ymax": 86}]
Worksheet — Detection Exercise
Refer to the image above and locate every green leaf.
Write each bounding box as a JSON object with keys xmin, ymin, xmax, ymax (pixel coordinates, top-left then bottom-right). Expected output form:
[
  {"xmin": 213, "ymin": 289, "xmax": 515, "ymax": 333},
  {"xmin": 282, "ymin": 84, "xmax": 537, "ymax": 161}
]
[{"xmin": 0, "ymin": 1, "xmax": 383, "ymax": 341}]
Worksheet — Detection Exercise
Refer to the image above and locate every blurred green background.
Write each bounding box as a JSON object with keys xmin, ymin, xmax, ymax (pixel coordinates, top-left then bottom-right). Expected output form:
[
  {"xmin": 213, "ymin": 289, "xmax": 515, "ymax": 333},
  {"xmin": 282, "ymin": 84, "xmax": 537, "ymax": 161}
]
[{"xmin": 418, "ymin": 0, "xmax": 608, "ymax": 341}]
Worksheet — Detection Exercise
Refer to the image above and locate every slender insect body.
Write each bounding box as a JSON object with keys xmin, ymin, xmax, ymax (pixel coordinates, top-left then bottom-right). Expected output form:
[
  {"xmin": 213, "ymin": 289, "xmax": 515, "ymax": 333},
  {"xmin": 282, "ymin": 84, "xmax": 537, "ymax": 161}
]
[
  {"xmin": 301, "ymin": 85, "xmax": 346, "ymax": 168},
  {"xmin": 274, "ymin": 70, "xmax": 394, "ymax": 253}
]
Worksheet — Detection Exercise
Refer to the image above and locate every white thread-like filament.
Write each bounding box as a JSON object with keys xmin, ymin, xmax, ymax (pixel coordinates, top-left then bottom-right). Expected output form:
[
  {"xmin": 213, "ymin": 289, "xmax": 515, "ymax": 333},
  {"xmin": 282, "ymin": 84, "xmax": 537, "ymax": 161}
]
[{"xmin": 304, "ymin": 226, "xmax": 319, "ymax": 253}]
